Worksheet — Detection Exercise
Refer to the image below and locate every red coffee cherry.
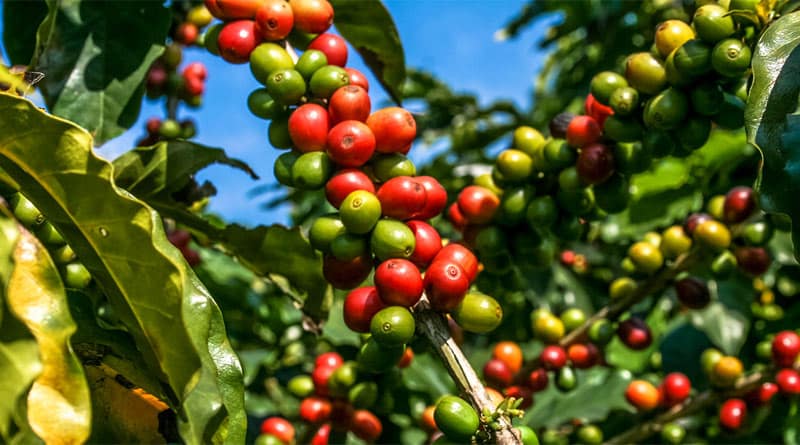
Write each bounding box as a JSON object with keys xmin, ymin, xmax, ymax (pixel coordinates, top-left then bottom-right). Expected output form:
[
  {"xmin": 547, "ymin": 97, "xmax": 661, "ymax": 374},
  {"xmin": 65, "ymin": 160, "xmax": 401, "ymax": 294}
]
[
  {"xmin": 414, "ymin": 176, "xmax": 448, "ymax": 220},
  {"xmin": 585, "ymin": 93, "xmax": 614, "ymax": 127},
  {"xmin": 308, "ymin": 33, "xmax": 348, "ymax": 67},
  {"xmin": 312, "ymin": 366, "xmax": 336, "ymax": 396},
  {"xmin": 255, "ymin": 0, "xmax": 294, "ymax": 41},
  {"xmin": 776, "ymin": 369, "xmax": 800, "ymax": 395},
  {"xmin": 661, "ymin": 372, "xmax": 691, "ymax": 406},
  {"xmin": 567, "ymin": 343, "xmax": 598, "ymax": 369},
  {"xmin": 183, "ymin": 62, "xmax": 208, "ymax": 82},
  {"xmin": 350, "ymin": 410, "xmax": 382, "ymax": 442},
  {"xmin": 374, "ymin": 259, "xmax": 424, "ymax": 306},
  {"xmin": 300, "ymin": 396, "xmax": 333, "ymax": 423},
  {"xmin": 289, "ymin": 103, "xmax": 330, "ymax": 153},
  {"xmin": 528, "ymin": 368, "xmax": 550, "ymax": 392},
  {"xmin": 146, "ymin": 117, "xmax": 163, "ymax": 135},
  {"xmin": 457, "ymin": 185, "xmax": 500, "ymax": 225},
  {"xmin": 675, "ymin": 277, "xmax": 711, "ymax": 309},
  {"xmin": 483, "ymin": 358, "xmax": 514, "ymax": 389},
  {"xmin": 311, "ymin": 423, "xmax": 331, "ymax": 445},
  {"xmin": 540, "ymin": 345, "xmax": 568, "ymax": 370},
  {"xmin": 723, "ymin": 186, "xmax": 757, "ymax": 223},
  {"xmin": 367, "ymin": 107, "xmax": 416, "ymax": 154},
  {"xmin": 323, "ymin": 254, "xmax": 372, "ymax": 290},
  {"xmin": 424, "ymin": 261, "xmax": 470, "ymax": 311},
  {"xmin": 328, "ymin": 85, "xmax": 371, "ymax": 124},
  {"xmin": 397, "ymin": 346, "xmax": 414, "ymax": 368},
  {"xmin": 719, "ymin": 398, "xmax": 746, "ymax": 430},
  {"xmin": 260, "ymin": 417, "xmax": 295, "ymax": 444},
  {"xmin": 576, "ymin": 142, "xmax": 615, "ymax": 185},
  {"xmin": 345, "ymin": 68, "xmax": 369, "ymax": 91},
  {"xmin": 217, "ymin": 20, "xmax": 261, "ymax": 64},
  {"xmin": 326, "ymin": 120, "xmax": 376, "ymax": 167},
  {"xmin": 746, "ymin": 382, "xmax": 779, "ymax": 406},
  {"xmin": 448, "ymin": 202, "xmax": 467, "ymax": 231},
  {"xmin": 432, "ymin": 243, "xmax": 479, "ymax": 282},
  {"xmin": 175, "ymin": 22, "xmax": 199, "ymax": 45},
  {"xmin": 626, "ymin": 380, "xmax": 661, "ymax": 411},
  {"xmin": 504, "ymin": 385, "xmax": 533, "ymax": 409},
  {"xmin": 376, "ymin": 176, "xmax": 427, "ymax": 220},
  {"xmin": 734, "ymin": 246, "xmax": 771, "ymax": 276},
  {"xmin": 184, "ymin": 76, "xmax": 205, "ymax": 96},
  {"xmin": 315, "ymin": 352, "xmax": 343, "ymax": 370},
  {"xmin": 343, "ymin": 286, "xmax": 386, "ymax": 333},
  {"xmin": 290, "ymin": 0, "xmax": 333, "ymax": 33},
  {"xmin": 325, "ymin": 169, "xmax": 375, "ymax": 209},
  {"xmin": 206, "ymin": 0, "xmax": 265, "ymax": 20},
  {"xmin": 566, "ymin": 115, "xmax": 602, "ymax": 147},
  {"xmin": 617, "ymin": 317, "xmax": 652, "ymax": 350},
  {"xmin": 406, "ymin": 220, "xmax": 442, "ymax": 268},
  {"xmin": 772, "ymin": 330, "xmax": 800, "ymax": 368}
]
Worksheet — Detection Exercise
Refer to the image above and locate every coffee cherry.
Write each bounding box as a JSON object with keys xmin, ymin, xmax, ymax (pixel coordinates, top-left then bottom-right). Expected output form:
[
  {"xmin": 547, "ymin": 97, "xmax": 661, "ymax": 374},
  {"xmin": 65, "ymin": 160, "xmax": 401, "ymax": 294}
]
[
  {"xmin": 540, "ymin": 345, "xmax": 568, "ymax": 370},
  {"xmin": 723, "ymin": 186, "xmax": 757, "ymax": 223},
  {"xmin": 369, "ymin": 153, "xmax": 416, "ymax": 181},
  {"xmin": 343, "ymin": 286, "xmax": 386, "ymax": 333},
  {"xmin": 746, "ymin": 382, "xmax": 779, "ymax": 406},
  {"xmin": 693, "ymin": 4, "xmax": 736, "ymax": 43},
  {"xmin": 643, "ymin": 88, "xmax": 689, "ymax": 130},
  {"xmin": 776, "ymin": 369, "xmax": 800, "ymax": 395},
  {"xmin": 323, "ymin": 253, "xmax": 372, "ymax": 290},
  {"xmin": 452, "ymin": 292, "xmax": 503, "ymax": 334},
  {"xmin": 358, "ymin": 338, "xmax": 405, "ymax": 374},
  {"xmin": 345, "ymin": 67, "xmax": 369, "ymax": 91},
  {"xmin": 555, "ymin": 366, "xmax": 577, "ymax": 392},
  {"xmin": 328, "ymin": 85, "xmax": 371, "ymax": 124},
  {"xmin": 405, "ymin": 220, "xmax": 442, "ymax": 268},
  {"xmin": 325, "ymin": 169, "xmax": 375, "ymax": 209},
  {"xmin": 655, "ymin": 20, "xmax": 695, "ymax": 58},
  {"xmin": 674, "ymin": 277, "xmax": 711, "ymax": 309},
  {"xmin": 661, "ymin": 225, "xmax": 692, "ymax": 259},
  {"xmin": 625, "ymin": 52, "xmax": 667, "ymax": 95},
  {"xmin": 290, "ymin": 0, "xmax": 333, "ymax": 33},
  {"xmin": 425, "ymin": 261, "xmax": 470, "ymax": 311},
  {"xmin": 287, "ymin": 103, "xmax": 329, "ymax": 152},
  {"xmin": 260, "ymin": 417, "xmax": 294, "ymax": 444},
  {"xmin": 534, "ymin": 313, "xmax": 565, "ymax": 344},
  {"xmin": 248, "ymin": 88, "xmax": 285, "ymax": 120},
  {"xmin": 433, "ymin": 243, "xmax": 479, "ymax": 282},
  {"xmin": 693, "ymin": 220, "xmax": 731, "ymax": 251},
  {"xmin": 457, "ymin": 185, "xmax": 500, "ymax": 224},
  {"xmin": 590, "ymin": 71, "xmax": 628, "ymax": 105},
  {"xmin": 734, "ymin": 246, "xmax": 771, "ymax": 276},
  {"xmin": 370, "ymin": 306, "xmax": 415, "ymax": 346},
  {"xmin": 566, "ymin": 115, "xmax": 602, "ymax": 147},
  {"xmin": 529, "ymin": 368, "xmax": 549, "ymax": 392},
  {"xmin": 661, "ymin": 372, "xmax": 691, "ymax": 406},
  {"xmin": 588, "ymin": 319, "xmax": 614, "ymax": 345},
  {"xmin": 673, "ymin": 39, "xmax": 712, "ymax": 77},
  {"xmin": 684, "ymin": 212, "xmax": 712, "ymax": 235},
  {"xmin": 375, "ymin": 259, "xmax": 423, "ymax": 306},
  {"xmin": 577, "ymin": 142, "xmax": 615, "ymax": 185},
  {"xmin": 413, "ymin": 176, "xmax": 447, "ymax": 220},
  {"xmin": 367, "ymin": 107, "xmax": 416, "ymax": 154},
  {"xmin": 567, "ymin": 343, "xmax": 597, "ymax": 369},
  {"xmin": 742, "ymin": 220, "xmax": 774, "ymax": 246},
  {"xmin": 310, "ymin": 65, "xmax": 350, "ymax": 99},
  {"xmin": 350, "ymin": 410, "xmax": 382, "ymax": 442},
  {"xmin": 576, "ymin": 425, "xmax": 603, "ymax": 445},
  {"xmin": 308, "ymin": 33, "xmax": 348, "ymax": 67},
  {"xmin": 544, "ymin": 138, "xmax": 576, "ymax": 170},
  {"xmin": 310, "ymin": 423, "xmax": 330, "ymax": 445},
  {"xmin": 628, "ymin": 241, "xmax": 664, "ymax": 274},
  {"xmin": 483, "ymin": 358, "xmax": 513, "ymax": 389},
  {"xmin": 370, "ymin": 219, "xmax": 416, "ymax": 261},
  {"xmin": 712, "ymin": 39, "xmax": 752, "ymax": 77},
  {"xmin": 772, "ymin": 331, "xmax": 800, "ymax": 368},
  {"xmin": 609, "ymin": 87, "xmax": 640, "ymax": 116},
  {"xmin": 497, "ymin": 149, "xmax": 534, "ymax": 182},
  {"xmin": 712, "ymin": 356, "xmax": 743, "ymax": 387},
  {"xmin": 340, "ymin": 190, "xmax": 381, "ymax": 234},
  {"xmin": 548, "ymin": 112, "xmax": 575, "ymax": 138},
  {"xmin": 434, "ymin": 396, "xmax": 479, "ymax": 442},
  {"xmin": 326, "ymin": 120, "xmax": 376, "ymax": 167},
  {"xmin": 330, "ymin": 233, "xmax": 368, "ymax": 260},
  {"xmin": 719, "ymin": 398, "xmax": 746, "ymax": 430},
  {"xmin": 625, "ymin": 380, "xmax": 660, "ymax": 411},
  {"xmin": 300, "ymin": 396, "xmax": 333, "ymax": 423},
  {"xmin": 617, "ymin": 317, "xmax": 652, "ymax": 350},
  {"xmin": 218, "ymin": 20, "xmax": 261, "ymax": 64},
  {"xmin": 701, "ymin": 348, "xmax": 724, "ymax": 375},
  {"xmin": 292, "ymin": 151, "xmax": 332, "ymax": 189},
  {"xmin": 255, "ymin": 0, "xmax": 294, "ymax": 41},
  {"xmin": 376, "ymin": 176, "xmax": 426, "ymax": 220},
  {"xmin": 488, "ymin": 341, "xmax": 521, "ymax": 375}
]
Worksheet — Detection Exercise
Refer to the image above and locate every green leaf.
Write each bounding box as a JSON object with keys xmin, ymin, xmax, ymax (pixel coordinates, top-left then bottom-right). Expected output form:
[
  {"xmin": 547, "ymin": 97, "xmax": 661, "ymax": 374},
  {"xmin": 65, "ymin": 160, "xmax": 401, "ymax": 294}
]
[
  {"xmin": 113, "ymin": 141, "xmax": 258, "ymax": 200},
  {"xmin": 0, "ymin": 339, "xmax": 40, "ymax": 443},
  {"xmin": 321, "ymin": 298, "xmax": 361, "ymax": 347},
  {"xmin": 7, "ymin": 229, "xmax": 91, "ymax": 444},
  {"xmin": 745, "ymin": 11, "xmax": 800, "ymax": 260},
  {"xmin": 524, "ymin": 367, "xmax": 634, "ymax": 428},
  {"xmin": 330, "ymin": 0, "xmax": 406, "ymax": 104},
  {"xmin": 401, "ymin": 351, "xmax": 455, "ymax": 400},
  {"xmin": 2, "ymin": 0, "xmax": 48, "ymax": 66},
  {"xmin": 0, "ymin": 93, "xmax": 245, "ymax": 444},
  {"xmin": 690, "ymin": 302, "xmax": 749, "ymax": 356},
  {"xmin": 31, "ymin": 0, "xmax": 171, "ymax": 144}
]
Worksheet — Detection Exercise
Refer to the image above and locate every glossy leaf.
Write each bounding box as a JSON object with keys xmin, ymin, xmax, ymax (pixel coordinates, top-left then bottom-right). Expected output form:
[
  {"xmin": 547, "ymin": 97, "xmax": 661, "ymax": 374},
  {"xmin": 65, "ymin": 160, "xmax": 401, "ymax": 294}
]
[
  {"xmin": 689, "ymin": 302, "xmax": 749, "ymax": 356},
  {"xmin": 321, "ymin": 298, "xmax": 361, "ymax": 347},
  {"xmin": 0, "ymin": 93, "xmax": 245, "ymax": 444},
  {"xmin": 31, "ymin": 0, "xmax": 171, "ymax": 144},
  {"xmin": 0, "ymin": 340, "xmax": 40, "ymax": 443},
  {"xmin": 1, "ymin": 0, "xmax": 48, "ymax": 66},
  {"xmin": 7, "ymin": 229, "xmax": 91, "ymax": 444},
  {"xmin": 745, "ymin": 11, "xmax": 800, "ymax": 259},
  {"xmin": 330, "ymin": 0, "xmax": 406, "ymax": 104},
  {"xmin": 401, "ymin": 351, "xmax": 455, "ymax": 400}
]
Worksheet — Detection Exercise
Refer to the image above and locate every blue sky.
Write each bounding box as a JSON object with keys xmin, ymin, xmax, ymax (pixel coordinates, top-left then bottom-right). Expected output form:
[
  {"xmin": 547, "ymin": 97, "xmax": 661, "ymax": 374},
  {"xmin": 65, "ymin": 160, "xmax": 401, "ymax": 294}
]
[{"xmin": 0, "ymin": 1, "xmax": 555, "ymax": 227}]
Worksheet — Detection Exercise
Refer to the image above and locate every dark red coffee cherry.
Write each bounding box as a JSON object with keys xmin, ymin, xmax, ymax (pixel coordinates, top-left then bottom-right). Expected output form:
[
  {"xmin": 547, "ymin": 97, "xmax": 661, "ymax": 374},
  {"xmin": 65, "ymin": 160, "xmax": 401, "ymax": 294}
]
[
  {"xmin": 674, "ymin": 277, "xmax": 711, "ymax": 309},
  {"xmin": 308, "ymin": 33, "xmax": 348, "ymax": 67},
  {"xmin": 540, "ymin": 345, "xmax": 568, "ymax": 370},
  {"xmin": 576, "ymin": 143, "xmax": 615, "ymax": 185},
  {"xmin": 734, "ymin": 246, "xmax": 771, "ymax": 276},
  {"xmin": 617, "ymin": 317, "xmax": 652, "ymax": 350},
  {"xmin": 483, "ymin": 358, "xmax": 514, "ymax": 389},
  {"xmin": 549, "ymin": 112, "xmax": 575, "ymax": 138},
  {"xmin": 723, "ymin": 186, "xmax": 757, "ymax": 223}
]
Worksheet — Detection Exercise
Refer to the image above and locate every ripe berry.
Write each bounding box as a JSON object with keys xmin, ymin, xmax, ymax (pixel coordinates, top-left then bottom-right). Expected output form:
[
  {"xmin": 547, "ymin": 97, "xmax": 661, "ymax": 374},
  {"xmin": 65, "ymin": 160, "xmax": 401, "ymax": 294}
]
[
  {"xmin": 617, "ymin": 317, "xmax": 652, "ymax": 350},
  {"xmin": 326, "ymin": 120, "xmax": 376, "ymax": 167},
  {"xmin": 529, "ymin": 368, "xmax": 549, "ymax": 392},
  {"xmin": 540, "ymin": 345, "xmax": 567, "ymax": 370},
  {"xmin": 566, "ymin": 115, "xmax": 602, "ymax": 147},
  {"xmin": 483, "ymin": 358, "xmax": 514, "ymax": 389},
  {"xmin": 374, "ymin": 259, "xmax": 423, "ymax": 306},
  {"xmin": 674, "ymin": 277, "xmax": 711, "ymax": 309},
  {"xmin": 457, "ymin": 185, "xmax": 500, "ymax": 224},
  {"xmin": 345, "ymin": 68, "xmax": 369, "ymax": 91},
  {"xmin": 255, "ymin": 0, "xmax": 294, "ymax": 41},
  {"xmin": 343, "ymin": 286, "xmax": 386, "ymax": 333},
  {"xmin": 772, "ymin": 331, "xmax": 800, "ymax": 368},
  {"xmin": 576, "ymin": 143, "xmax": 615, "ymax": 185},
  {"xmin": 625, "ymin": 380, "xmax": 660, "ymax": 411},
  {"xmin": 567, "ymin": 343, "xmax": 598, "ymax": 369},
  {"xmin": 424, "ymin": 261, "xmax": 470, "ymax": 311},
  {"xmin": 217, "ymin": 20, "xmax": 261, "ymax": 64},
  {"xmin": 311, "ymin": 423, "xmax": 330, "ymax": 445},
  {"xmin": 328, "ymin": 86, "xmax": 371, "ymax": 124},
  {"xmin": 493, "ymin": 341, "xmax": 523, "ymax": 374},
  {"xmin": 288, "ymin": 103, "xmax": 330, "ymax": 152},
  {"xmin": 719, "ymin": 398, "xmax": 746, "ymax": 430},
  {"xmin": 549, "ymin": 112, "xmax": 575, "ymax": 138},
  {"xmin": 323, "ymin": 254, "xmax": 372, "ymax": 290},
  {"xmin": 432, "ymin": 243, "xmax": 479, "ymax": 282},
  {"xmin": 182, "ymin": 62, "xmax": 208, "ymax": 82},
  {"xmin": 308, "ymin": 33, "xmax": 348, "ymax": 67},
  {"xmin": 734, "ymin": 246, "xmax": 771, "ymax": 276},
  {"xmin": 290, "ymin": 0, "xmax": 333, "ymax": 33},
  {"xmin": 747, "ymin": 382, "xmax": 779, "ymax": 406},
  {"xmin": 448, "ymin": 202, "xmax": 467, "ymax": 231},
  {"xmin": 350, "ymin": 410, "xmax": 382, "ymax": 442},
  {"xmin": 367, "ymin": 107, "xmax": 416, "ymax": 153},
  {"xmin": 260, "ymin": 417, "xmax": 295, "ymax": 444},
  {"xmin": 300, "ymin": 396, "xmax": 333, "ymax": 423},
  {"xmin": 406, "ymin": 220, "xmax": 442, "ymax": 268},
  {"xmin": 776, "ymin": 369, "xmax": 800, "ymax": 395},
  {"xmin": 376, "ymin": 176, "xmax": 426, "ymax": 220},
  {"xmin": 661, "ymin": 372, "xmax": 691, "ymax": 406},
  {"xmin": 325, "ymin": 169, "xmax": 375, "ymax": 209},
  {"xmin": 414, "ymin": 176, "xmax": 448, "ymax": 220},
  {"xmin": 175, "ymin": 22, "xmax": 199, "ymax": 45}
]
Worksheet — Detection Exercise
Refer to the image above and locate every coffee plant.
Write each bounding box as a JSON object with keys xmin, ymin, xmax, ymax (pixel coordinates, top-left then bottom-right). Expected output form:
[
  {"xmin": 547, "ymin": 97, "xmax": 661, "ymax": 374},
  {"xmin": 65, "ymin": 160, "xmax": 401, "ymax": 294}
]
[{"xmin": 1, "ymin": 0, "xmax": 799, "ymax": 444}]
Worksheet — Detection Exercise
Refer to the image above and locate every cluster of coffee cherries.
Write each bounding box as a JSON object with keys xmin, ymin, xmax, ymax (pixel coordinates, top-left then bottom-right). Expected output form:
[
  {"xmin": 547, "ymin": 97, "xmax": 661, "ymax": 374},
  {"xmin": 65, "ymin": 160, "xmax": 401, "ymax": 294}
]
[
  {"xmin": 253, "ymin": 351, "xmax": 409, "ymax": 445},
  {"xmin": 6, "ymin": 192, "xmax": 92, "ymax": 290},
  {"xmin": 139, "ymin": 3, "xmax": 214, "ymax": 146}
]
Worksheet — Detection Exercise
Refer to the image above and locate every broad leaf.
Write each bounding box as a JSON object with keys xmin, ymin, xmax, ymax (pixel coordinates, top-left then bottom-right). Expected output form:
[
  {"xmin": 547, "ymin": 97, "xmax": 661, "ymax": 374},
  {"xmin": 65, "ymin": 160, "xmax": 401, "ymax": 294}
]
[
  {"xmin": 7, "ymin": 229, "xmax": 91, "ymax": 444},
  {"xmin": 0, "ymin": 93, "xmax": 245, "ymax": 444},
  {"xmin": 2, "ymin": 0, "xmax": 48, "ymax": 66},
  {"xmin": 745, "ymin": 11, "xmax": 800, "ymax": 259},
  {"xmin": 401, "ymin": 352, "xmax": 455, "ymax": 400},
  {"xmin": 31, "ymin": 0, "xmax": 171, "ymax": 144},
  {"xmin": 690, "ymin": 302, "xmax": 749, "ymax": 356},
  {"xmin": 0, "ymin": 340, "xmax": 40, "ymax": 443},
  {"xmin": 330, "ymin": 0, "xmax": 405, "ymax": 104},
  {"xmin": 322, "ymin": 299, "xmax": 361, "ymax": 347}
]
